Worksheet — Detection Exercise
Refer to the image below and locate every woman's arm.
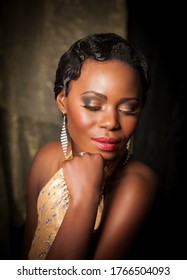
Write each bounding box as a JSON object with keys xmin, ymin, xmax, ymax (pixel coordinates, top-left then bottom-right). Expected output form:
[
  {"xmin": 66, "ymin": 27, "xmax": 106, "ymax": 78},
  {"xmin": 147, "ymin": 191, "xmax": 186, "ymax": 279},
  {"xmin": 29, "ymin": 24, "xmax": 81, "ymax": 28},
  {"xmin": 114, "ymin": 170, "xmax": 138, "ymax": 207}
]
[
  {"xmin": 46, "ymin": 153, "xmax": 104, "ymax": 259},
  {"xmin": 92, "ymin": 161, "xmax": 157, "ymax": 259},
  {"xmin": 22, "ymin": 141, "xmax": 64, "ymax": 259}
]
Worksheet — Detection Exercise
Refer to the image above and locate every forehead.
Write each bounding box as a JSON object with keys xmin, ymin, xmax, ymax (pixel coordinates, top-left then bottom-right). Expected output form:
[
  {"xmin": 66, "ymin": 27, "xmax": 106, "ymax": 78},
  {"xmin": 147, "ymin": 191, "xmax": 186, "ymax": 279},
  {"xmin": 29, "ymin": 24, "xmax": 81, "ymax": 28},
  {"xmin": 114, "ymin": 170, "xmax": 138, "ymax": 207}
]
[
  {"xmin": 80, "ymin": 59, "xmax": 137, "ymax": 78},
  {"xmin": 70, "ymin": 59, "xmax": 141, "ymax": 97}
]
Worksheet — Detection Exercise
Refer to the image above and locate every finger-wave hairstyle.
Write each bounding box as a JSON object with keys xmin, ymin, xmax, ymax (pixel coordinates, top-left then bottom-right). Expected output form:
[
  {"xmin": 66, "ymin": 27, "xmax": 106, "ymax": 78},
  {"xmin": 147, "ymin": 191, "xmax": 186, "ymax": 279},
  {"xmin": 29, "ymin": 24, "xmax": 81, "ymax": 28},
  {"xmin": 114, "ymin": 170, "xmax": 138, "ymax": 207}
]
[{"xmin": 54, "ymin": 33, "xmax": 150, "ymax": 106}]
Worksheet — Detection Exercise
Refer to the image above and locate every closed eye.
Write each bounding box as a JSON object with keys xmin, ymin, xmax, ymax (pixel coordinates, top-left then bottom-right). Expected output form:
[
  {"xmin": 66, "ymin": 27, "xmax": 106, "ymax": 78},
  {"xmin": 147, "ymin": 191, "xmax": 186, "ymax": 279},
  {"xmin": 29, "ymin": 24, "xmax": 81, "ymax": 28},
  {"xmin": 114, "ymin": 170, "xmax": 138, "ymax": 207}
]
[
  {"xmin": 119, "ymin": 109, "xmax": 138, "ymax": 115},
  {"xmin": 118, "ymin": 102, "xmax": 140, "ymax": 115},
  {"xmin": 82, "ymin": 105, "xmax": 102, "ymax": 111}
]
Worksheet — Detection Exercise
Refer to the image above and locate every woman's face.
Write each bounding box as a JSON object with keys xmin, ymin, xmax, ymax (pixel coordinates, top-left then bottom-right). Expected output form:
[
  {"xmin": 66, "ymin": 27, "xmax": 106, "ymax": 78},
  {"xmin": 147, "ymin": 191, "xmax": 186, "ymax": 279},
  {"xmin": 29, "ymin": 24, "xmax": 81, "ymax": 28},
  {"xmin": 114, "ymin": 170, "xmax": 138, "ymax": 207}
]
[{"xmin": 59, "ymin": 59, "xmax": 143, "ymax": 161}]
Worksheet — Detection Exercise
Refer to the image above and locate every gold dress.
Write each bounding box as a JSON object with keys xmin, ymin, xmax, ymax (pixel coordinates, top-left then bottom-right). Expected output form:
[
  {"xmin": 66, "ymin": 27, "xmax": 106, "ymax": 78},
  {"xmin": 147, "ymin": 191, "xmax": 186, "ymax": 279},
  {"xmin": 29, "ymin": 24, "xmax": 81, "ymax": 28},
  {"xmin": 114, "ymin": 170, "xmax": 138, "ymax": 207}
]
[
  {"xmin": 28, "ymin": 167, "xmax": 103, "ymax": 260},
  {"xmin": 28, "ymin": 149, "xmax": 129, "ymax": 260}
]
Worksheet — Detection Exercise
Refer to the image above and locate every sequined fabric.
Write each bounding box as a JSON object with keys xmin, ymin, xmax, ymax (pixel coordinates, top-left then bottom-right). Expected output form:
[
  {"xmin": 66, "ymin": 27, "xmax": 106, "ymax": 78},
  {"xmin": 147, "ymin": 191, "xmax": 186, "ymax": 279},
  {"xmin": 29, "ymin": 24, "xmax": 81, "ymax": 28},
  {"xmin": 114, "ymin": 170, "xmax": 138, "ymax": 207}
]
[{"xmin": 28, "ymin": 168, "xmax": 103, "ymax": 260}]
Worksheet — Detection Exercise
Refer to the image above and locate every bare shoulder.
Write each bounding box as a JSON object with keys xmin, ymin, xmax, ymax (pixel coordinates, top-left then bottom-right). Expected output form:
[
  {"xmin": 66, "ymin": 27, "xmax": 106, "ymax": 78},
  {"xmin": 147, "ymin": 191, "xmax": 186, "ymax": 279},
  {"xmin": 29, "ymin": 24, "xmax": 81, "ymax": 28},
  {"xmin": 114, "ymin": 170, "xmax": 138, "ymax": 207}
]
[
  {"xmin": 124, "ymin": 158, "xmax": 157, "ymax": 189},
  {"xmin": 28, "ymin": 140, "xmax": 64, "ymax": 194},
  {"xmin": 32, "ymin": 140, "xmax": 63, "ymax": 171},
  {"xmin": 34, "ymin": 140, "xmax": 63, "ymax": 164},
  {"xmin": 106, "ymin": 157, "xmax": 158, "ymax": 222},
  {"xmin": 93, "ymin": 159, "xmax": 158, "ymax": 259},
  {"xmin": 111, "ymin": 157, "xmax": 158, "ymax": 211}
]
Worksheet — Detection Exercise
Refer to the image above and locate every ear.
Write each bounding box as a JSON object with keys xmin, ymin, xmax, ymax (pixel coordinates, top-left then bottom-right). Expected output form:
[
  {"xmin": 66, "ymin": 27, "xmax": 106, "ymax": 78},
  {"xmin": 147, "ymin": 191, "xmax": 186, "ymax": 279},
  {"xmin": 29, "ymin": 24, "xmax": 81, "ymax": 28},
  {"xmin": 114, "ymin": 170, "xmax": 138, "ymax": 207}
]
[{"xmin": 56, "ymin": 91, "xmax": 67, "ymax": 114}]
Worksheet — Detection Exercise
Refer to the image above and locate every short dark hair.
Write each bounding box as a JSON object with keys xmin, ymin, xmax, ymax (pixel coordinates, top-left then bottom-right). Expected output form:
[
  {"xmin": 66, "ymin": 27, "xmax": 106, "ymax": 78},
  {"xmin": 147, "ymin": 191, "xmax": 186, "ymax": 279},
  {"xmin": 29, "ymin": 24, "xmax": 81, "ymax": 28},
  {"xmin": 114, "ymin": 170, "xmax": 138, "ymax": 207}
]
[{"xmin": 54, "ymin": 33, "xmax": 150, "ymax": 106}]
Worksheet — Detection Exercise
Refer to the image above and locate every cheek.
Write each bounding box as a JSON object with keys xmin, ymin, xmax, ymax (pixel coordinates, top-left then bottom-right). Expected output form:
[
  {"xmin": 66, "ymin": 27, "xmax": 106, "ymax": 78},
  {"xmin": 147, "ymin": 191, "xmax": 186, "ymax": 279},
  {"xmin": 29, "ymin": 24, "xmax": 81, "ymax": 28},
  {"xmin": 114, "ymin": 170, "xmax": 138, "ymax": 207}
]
[
  {"xmin": 121, "ymin": 117, "xmax": 139, "ymax": 137},
  {"xmin": 67, "ymin": 108, "xmax": 94, "ymax": 135}
]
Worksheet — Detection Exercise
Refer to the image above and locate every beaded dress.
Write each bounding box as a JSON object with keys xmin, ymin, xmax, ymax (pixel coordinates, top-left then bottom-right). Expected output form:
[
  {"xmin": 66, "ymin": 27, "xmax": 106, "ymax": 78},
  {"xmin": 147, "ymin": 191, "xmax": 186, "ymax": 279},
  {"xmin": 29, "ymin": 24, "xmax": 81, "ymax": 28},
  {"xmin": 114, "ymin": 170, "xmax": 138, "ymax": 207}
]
[
  {"xmin": 28, "ymin": 155, "xmax": 103, "ymax": 260},
  {"xmin": 28, "ymin": 150, "xmax": 130, "ymax": 260}
]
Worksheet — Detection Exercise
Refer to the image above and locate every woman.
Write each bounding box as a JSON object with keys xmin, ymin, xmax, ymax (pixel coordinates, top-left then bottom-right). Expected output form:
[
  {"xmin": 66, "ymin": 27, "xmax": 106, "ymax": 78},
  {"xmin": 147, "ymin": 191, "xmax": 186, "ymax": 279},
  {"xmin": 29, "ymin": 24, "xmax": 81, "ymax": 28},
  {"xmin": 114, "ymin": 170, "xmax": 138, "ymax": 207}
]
[{"xmin": 22, "ymin": 33, "xmax": 157, "ymax": 260}]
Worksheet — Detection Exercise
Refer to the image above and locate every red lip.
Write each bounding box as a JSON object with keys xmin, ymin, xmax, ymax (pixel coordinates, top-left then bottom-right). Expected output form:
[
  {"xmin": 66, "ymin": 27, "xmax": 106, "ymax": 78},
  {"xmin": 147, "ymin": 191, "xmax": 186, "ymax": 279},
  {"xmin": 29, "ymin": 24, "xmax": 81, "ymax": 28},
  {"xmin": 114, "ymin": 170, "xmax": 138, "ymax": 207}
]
[
  {"xmin": 91, "ymin": 137, "xmax": 120, "ymax": 151},
  {"xmin": 92, "ymin": 137, "xmax": 120, "ymax": 143}
]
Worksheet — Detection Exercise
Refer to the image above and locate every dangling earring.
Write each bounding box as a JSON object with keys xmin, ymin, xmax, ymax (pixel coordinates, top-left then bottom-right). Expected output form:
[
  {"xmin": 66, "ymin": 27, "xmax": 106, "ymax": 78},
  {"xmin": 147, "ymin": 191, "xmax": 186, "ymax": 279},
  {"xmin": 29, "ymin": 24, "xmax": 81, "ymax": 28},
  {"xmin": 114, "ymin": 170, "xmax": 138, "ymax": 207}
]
[
  {"xmin": 124, "ymin": 136, "xmax": 133, "ymax": 165},
  {"xmin": 60, "ymin": 114, "xmax": 68, "ymax": 159}
]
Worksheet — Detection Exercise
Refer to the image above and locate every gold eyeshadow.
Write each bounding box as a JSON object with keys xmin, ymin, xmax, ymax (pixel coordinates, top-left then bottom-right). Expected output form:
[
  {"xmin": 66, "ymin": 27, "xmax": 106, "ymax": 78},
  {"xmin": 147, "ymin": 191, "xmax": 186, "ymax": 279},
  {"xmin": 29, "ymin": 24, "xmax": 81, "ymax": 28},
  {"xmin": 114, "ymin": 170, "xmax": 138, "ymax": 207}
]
[{"xmin": 81, "ymin": 96, "xmax": 102, "ymax": 107}]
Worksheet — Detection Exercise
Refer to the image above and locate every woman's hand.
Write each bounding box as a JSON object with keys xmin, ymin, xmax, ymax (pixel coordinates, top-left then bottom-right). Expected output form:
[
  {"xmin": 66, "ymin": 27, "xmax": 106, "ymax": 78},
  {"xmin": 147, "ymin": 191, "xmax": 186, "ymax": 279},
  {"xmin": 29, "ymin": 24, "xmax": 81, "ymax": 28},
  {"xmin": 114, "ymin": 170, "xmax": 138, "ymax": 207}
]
[{"xmin": 62, "ymin": 152, "xmax": 104, "ymax": 205}]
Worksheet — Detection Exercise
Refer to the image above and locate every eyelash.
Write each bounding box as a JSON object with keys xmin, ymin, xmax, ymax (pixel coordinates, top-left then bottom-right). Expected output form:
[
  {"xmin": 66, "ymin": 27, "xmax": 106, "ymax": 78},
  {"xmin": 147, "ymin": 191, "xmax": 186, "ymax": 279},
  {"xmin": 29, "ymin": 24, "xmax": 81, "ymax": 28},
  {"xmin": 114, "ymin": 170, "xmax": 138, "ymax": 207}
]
[
  {"xmin": 82, "ymin": 105, "xmax": 102, "ymax": 111},
  {"xmin": 82, "ymin": 105, "xmax": 138, "ymax": 115},
  {"xmin": 119, "ymin": 110, "xmax": 137, "ymax": 116}
]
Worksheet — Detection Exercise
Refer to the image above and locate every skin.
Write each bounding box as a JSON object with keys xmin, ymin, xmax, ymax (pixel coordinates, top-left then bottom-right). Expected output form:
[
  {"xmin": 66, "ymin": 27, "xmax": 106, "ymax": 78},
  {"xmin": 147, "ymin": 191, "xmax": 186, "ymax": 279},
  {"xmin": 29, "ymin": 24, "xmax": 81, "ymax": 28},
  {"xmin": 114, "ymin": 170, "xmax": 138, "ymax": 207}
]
[{"xmin": 22, "ymin": 59, "xmax": 157, "ymax": 259}]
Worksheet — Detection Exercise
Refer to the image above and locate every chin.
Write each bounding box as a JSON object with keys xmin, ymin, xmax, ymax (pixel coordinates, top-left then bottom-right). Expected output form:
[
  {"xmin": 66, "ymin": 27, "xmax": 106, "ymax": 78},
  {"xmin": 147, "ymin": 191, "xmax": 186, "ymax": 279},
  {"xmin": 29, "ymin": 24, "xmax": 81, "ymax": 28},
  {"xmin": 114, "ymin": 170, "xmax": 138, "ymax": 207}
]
[{"xmin": 98, "ymin": 151, "xmax": 118, "ymax": 161}]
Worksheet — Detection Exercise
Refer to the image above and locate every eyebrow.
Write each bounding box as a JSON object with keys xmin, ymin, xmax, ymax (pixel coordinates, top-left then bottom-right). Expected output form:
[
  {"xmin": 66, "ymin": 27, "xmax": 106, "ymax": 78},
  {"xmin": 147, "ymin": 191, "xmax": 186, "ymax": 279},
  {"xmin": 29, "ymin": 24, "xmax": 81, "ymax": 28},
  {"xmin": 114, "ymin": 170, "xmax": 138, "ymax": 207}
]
[
  {"xmin": 119, "ymin": 97, "xmax": 139, "ymax": 104},
  {"xmin": 81, "ymin": 91, "xmax": 107, "ymax": 100},
  {"xmin": 81, "ymin": 91, "xmax": 140, "ymax": 103}
]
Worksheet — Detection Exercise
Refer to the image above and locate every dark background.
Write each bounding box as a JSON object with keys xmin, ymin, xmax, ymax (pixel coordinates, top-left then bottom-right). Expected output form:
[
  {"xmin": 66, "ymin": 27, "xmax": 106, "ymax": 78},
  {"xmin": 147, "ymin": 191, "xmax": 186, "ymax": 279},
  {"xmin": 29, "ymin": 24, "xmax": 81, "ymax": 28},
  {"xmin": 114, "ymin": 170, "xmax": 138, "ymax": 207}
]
[
  {"xmin": 0, "ymin": 0, "xmax": 186, "ymax": 259},
  {"xmin": 127, "ymin": 0, "xmax": 187, "ymax": 259}
]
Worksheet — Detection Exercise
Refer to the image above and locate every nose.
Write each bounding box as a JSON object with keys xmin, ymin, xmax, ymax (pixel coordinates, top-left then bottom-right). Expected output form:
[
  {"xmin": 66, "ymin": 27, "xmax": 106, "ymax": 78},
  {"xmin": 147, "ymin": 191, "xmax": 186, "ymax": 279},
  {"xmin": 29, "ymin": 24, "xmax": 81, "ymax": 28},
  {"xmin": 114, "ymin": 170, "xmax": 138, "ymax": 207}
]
[{"xmin": 98, "ymin": 107, "xmax": 120, "ymax": 130}]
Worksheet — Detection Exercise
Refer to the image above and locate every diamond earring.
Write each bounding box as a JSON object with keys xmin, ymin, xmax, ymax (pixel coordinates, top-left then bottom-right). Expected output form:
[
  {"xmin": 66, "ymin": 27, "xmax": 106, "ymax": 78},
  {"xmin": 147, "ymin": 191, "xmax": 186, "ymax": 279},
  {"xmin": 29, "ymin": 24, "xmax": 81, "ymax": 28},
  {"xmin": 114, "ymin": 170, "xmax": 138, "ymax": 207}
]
[
  {"xmin": 123, "ymin": 137, "xmax": 133, "ymax": 165},
  {"xmin": 60, "ymin": 114, "xmax": 68, "ymax": 159}
]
